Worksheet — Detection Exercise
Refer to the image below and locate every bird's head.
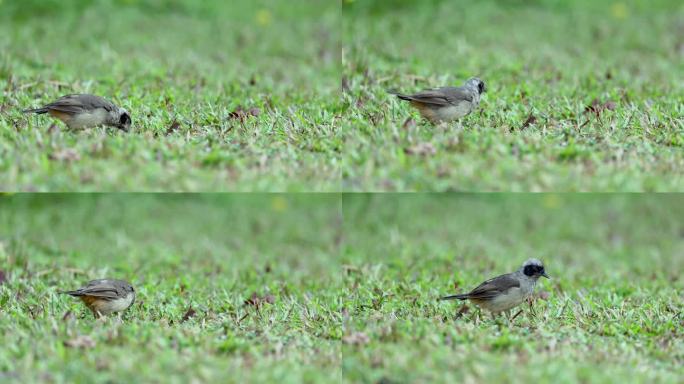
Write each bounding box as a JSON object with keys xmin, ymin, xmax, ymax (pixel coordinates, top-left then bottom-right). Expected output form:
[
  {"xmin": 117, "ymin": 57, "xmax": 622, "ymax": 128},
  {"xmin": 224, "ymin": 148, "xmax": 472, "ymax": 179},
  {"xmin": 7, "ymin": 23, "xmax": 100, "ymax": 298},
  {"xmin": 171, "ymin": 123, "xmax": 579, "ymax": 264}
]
[
  {"xmin": 521, "ymin": 258, "xmax": 549, "ymax": 279},
  {"xmin": 465, "ymin": 77, "xmax": 486, "ymax": 95},
  {"xmin": 116, "ymin": 108, "xmax": 131, "ymax": 132}
]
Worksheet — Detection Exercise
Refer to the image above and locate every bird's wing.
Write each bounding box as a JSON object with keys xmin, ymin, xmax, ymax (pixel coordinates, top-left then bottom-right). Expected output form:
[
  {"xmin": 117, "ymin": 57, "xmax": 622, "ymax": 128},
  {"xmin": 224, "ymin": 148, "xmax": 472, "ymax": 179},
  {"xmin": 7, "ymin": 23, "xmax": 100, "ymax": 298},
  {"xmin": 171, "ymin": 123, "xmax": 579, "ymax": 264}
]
[
  {"xmin": 402, "ymin": 87, "xmax": 473, "ymax": 106},
  {"xmin": 45, "ymin": 94, "xmax": 114, "ymax": 114},
  {"xmin": 75, "ymin": 94, "xmax": 116, "ymax": 111},
  {"xmin": 71, "ymin": 279, "xmax": 126, "ymax": 299},
  {"xmin": 465, "ymin": 273, "xmax": 520, "ymax": 300}
]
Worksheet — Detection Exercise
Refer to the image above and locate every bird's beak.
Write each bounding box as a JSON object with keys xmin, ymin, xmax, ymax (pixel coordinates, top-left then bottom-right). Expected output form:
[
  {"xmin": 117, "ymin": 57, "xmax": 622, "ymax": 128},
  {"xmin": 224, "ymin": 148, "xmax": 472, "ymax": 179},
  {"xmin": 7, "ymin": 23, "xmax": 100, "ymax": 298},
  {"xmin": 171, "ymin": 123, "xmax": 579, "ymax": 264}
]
[{"xmin": 542, "ymin": 272, "xmax": 550, "ymax": 279}]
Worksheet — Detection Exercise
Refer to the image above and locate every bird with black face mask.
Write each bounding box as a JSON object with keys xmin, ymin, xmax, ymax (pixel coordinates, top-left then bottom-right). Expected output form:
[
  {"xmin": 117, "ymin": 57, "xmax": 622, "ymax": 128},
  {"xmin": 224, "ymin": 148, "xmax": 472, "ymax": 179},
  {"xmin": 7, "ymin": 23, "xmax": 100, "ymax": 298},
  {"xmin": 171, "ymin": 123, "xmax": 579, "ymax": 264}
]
[
  {"xmin": 23, "ymin": 94, "xmax": 132, "ymax": 131},
  {"xmin": 60, "ymin": 279, "xmax": 136, "ymax": 319},
  {"xmin": 389, "ymin": 77, "xmax": 486, "ymax": 125},
  {"xmin": 439, "ymin": 259, "xmax": 549, "ymax": 319}
]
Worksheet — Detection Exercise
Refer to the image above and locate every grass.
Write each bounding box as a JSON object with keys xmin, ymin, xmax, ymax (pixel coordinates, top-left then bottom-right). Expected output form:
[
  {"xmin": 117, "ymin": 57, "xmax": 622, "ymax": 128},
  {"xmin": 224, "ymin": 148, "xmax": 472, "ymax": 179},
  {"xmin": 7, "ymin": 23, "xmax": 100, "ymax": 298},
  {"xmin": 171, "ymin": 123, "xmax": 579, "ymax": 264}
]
[
  {"xmin": 1, "ymin": 194, "xmax": 683, "ymax": 382},
  {"xmin": 0, "ymin": 194, "xmax": 343, "ymax": 383},
  {"xmin": 342, "ymin": 0, "xmax": 684, "ymax": 191},
  {"xmin": 0, "ymin": 0, "xmax": 341, "ymax": 192},
  {"xmin": 341, "ymin": 194, "xmax": 684, "ymax": 382},
  {"xmin": 2, "ymin": 0, "xmax": 683, "ymax": 192}
]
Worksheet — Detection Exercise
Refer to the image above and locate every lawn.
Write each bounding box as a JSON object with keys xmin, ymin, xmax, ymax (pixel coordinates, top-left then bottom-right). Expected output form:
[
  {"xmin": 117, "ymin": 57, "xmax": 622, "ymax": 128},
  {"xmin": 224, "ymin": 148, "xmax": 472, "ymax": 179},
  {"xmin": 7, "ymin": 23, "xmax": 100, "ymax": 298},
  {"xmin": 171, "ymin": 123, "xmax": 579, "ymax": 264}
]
[
  {"xmin": 341, "ymin": 194, "xmax": 684, "ymax": 382},
  {"xmin": 342, "ymin": 0, "xmax": 684, "ymax": 191},
  {"xmin": 0, "ymin": 0, "xmax": 340, "ymax": 192},
  {"xmin": 0, "ymin": 194, "xmax": 343, "ymax": 383},
  {"xmin": 3, "ymin": 0, "xmax": 682, "ymax": 192},
  {"xmin": 1, "ymin": 194, "xmax": 683, "ymax": 383}
]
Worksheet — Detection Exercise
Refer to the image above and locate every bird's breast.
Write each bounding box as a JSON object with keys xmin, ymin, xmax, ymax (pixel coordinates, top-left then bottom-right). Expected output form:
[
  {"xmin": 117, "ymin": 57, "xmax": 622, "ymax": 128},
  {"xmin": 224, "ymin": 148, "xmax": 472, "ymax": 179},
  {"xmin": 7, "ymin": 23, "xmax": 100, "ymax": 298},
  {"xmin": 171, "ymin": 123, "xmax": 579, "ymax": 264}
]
[
  {"xmin": 480, "ymin": 287, "xmax": 526, "ymax": 313},
  {"xmin": 81, "ymin": 292, "xmax": 134, "ymax": 315},
  {"xmin": 436, "ymin": 100, "xmax": 473, "ymax": 122},
  {"xmin": 66, "ymin": 109, "xmax": 109, "ymax": 129}
]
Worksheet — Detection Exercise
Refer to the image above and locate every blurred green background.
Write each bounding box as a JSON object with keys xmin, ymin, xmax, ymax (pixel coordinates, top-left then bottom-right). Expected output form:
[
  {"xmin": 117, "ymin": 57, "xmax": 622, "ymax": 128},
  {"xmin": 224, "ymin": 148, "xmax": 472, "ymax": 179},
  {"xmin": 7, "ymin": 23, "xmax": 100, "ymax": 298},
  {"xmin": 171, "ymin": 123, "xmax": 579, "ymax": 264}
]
[
  {"xmin": 1, "ymin": 0, "xmax": 338, "ymax": 90},
  {"xmin": 342, "ymin": 194, "xmax": 684, "ymax": 272},
  {"xmin": 341, "ymin": 194, "xmax": 684, "ymax": 383},
  {"xmin": 0, "ymin": 193, "xmax": 342, "ymax": 383}
]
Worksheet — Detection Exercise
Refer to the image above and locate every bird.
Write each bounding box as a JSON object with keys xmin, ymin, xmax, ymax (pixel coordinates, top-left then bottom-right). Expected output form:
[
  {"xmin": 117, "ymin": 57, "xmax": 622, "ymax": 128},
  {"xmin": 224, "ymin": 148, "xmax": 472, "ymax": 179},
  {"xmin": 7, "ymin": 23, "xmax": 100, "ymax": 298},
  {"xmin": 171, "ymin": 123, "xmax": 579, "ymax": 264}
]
[
  {"xmin": 60, "ymin": 279, "xmax": 135, "ymax": 318},
  {"xmin": 439, "ymin": 258, "xmax": 549, "ymax": 318},
  {"xmin": 23, "ymin": 94, "xmax": 131, "ymax": 131},
  {"xmin": 389, "ymin": 77, "xmax": 486, "ymax": 125}
]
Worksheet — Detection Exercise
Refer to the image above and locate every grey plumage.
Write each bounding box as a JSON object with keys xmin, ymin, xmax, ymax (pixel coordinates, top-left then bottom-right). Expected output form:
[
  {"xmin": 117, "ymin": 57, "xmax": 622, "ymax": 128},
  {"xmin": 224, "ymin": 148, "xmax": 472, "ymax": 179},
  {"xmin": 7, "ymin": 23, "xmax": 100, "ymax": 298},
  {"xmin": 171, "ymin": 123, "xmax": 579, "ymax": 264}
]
[
  {"xmin": 440, "ymin": 274, "xmax": 521, "ymax": 301},
  {"xmin": 440, "ymin": 259, "xmax": 548, "ymax": 316},
  {"xmin": 61, "ymin": 279, "xmax": 135, "ymax": 318},
  {"xmin": 24, "ymin": 94, "xmax": 116, "ymax": 114},
  {"xmin": 392, "ymin": 86, "xmax": 474, "ymax": 105},
  {"xmin": 23, "ymin": 94, "xmax": 132, "ymax": 131},
  {"xmin": 62, "ymin": 279, "xmax": 134, "ymax": 299},
  {"xmin": 390, "ymin": 77, "xmax": 486, "ymax": 124}
]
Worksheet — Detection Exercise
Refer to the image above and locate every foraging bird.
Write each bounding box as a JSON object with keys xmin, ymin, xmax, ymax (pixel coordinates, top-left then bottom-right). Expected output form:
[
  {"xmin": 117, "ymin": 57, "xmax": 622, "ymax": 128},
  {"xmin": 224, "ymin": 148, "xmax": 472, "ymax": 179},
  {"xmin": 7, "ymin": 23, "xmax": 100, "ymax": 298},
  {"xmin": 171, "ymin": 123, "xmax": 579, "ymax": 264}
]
[
  {"xmin": 61, "ymin": 279, "xmax": 135, "ymax": 318},
  {"xmin": 439, "ymin": 259, "xmax": 549, "ymax": 316},
  {"xmin": 389, "ymin": 77, "xmax": 486, "ymax": 125},
  {"xmin": 23, "ymin": 94, "xmax": 131, "ymax": 131}
]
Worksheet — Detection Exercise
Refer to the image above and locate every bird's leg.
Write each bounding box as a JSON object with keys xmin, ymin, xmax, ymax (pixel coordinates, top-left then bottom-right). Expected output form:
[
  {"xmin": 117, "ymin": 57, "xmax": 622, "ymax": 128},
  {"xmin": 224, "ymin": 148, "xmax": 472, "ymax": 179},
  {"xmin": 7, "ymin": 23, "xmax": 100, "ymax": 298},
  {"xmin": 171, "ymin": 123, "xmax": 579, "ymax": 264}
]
[
  {"xmin": 95, "ymin": 311, "xmax": 108, "ymax": 323},
  {"xmin": 510, "ymin": 309, "xmax": 523, "ymax": 322}
]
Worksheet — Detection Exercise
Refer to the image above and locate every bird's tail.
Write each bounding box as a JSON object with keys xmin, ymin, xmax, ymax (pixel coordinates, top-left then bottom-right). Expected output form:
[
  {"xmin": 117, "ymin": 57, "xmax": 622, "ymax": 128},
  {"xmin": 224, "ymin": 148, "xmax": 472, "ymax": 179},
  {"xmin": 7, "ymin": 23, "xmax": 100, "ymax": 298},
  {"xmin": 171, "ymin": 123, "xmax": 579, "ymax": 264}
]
[
  {"xmin": 438, "ymin": 293, "xmax": 470, "ymax": 301},
  {"xmin": 386, "ymin": 89, "xmax": 411, "ymax": 101},
  {"xmin": 22, "ymin": 107, "xmax": 48, "ymax": 114},
  {"xmin": 59, "ymin": 290, "xmax": 81, "ymax": 296}
]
